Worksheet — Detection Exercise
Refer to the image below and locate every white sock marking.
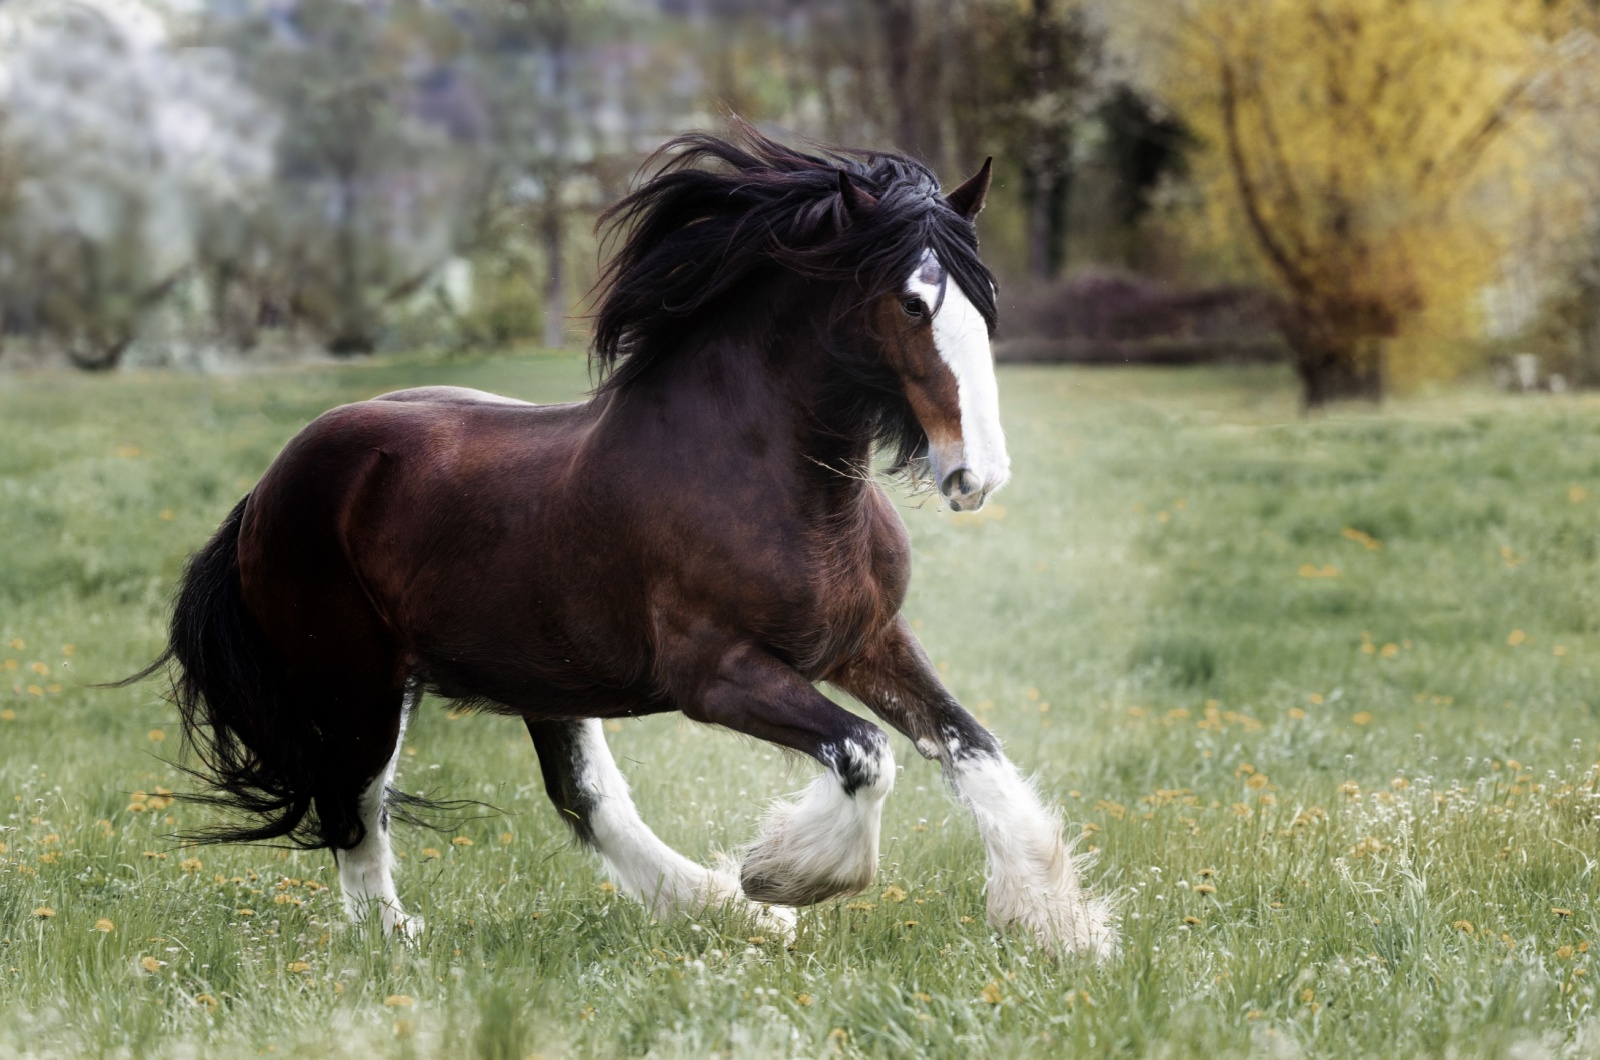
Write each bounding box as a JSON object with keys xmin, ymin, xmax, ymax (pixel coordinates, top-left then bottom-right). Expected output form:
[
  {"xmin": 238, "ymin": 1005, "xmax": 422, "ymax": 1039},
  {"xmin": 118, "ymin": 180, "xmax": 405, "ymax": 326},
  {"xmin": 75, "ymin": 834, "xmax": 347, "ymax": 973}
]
[
  {"xmin": 570, "ymin": 720, "xmax": 793, "ymax": 934},
  {"xmin": 335, "ymin": 693, "xmax": 417, "ymax": 938},
  {"xmin": 741, "ymin": 738, "xmax": 895, "ymax": 905},
  {"xmin": 951, "ymin": 751, "xmax": 1115, "ymax": 958}
]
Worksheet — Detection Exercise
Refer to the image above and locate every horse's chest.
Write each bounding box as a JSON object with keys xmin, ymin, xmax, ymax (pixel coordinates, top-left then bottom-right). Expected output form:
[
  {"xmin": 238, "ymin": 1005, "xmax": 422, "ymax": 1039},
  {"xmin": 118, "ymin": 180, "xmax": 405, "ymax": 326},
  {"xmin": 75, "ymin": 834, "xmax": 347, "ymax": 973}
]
[{"xmin": 792, "ymin": 504, "xmax": 910, "ymax": 674}]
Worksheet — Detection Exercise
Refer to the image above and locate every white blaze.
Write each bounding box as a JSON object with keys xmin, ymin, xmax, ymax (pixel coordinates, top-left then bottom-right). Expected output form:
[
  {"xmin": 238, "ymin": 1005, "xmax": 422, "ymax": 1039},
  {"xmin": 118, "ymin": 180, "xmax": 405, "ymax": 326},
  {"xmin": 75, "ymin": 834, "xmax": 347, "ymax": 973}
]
[{"xmin": 906, "ymin": 251, "xmax": 1010, "ymax": 500}]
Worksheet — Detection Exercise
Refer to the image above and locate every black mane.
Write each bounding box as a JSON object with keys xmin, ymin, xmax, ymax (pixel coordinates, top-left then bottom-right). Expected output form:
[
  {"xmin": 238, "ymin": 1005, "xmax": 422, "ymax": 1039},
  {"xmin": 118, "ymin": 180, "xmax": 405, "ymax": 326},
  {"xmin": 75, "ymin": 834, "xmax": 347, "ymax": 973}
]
[{"xmin": 591, "ymin": 124, "xmax": 998, "ymax": 452}]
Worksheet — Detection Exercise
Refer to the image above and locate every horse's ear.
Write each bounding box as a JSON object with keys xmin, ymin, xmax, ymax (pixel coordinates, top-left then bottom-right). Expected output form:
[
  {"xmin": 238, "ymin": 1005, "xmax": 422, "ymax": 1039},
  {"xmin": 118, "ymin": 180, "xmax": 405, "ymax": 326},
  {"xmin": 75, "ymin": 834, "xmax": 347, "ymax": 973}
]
[
  {"xmin": 838, "ymin": 170, "xmax": 878, "ymax": 222},
  {"xmin": 945, "ymin": 157, "xmax": 993, "ymax": 222}
]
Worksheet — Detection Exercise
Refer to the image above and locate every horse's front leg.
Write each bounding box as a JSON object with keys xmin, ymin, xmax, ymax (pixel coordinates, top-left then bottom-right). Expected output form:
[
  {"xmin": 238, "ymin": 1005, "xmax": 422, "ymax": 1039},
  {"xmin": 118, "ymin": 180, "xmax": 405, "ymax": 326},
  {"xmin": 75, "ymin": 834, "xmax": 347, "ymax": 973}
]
[
  {"xmin": 831, "ymin": 616, "xmax": 1116, "ymax": 959},
  {"xmin": 679, "ymin": 642, "xmax": 896, "ymax": 907}
]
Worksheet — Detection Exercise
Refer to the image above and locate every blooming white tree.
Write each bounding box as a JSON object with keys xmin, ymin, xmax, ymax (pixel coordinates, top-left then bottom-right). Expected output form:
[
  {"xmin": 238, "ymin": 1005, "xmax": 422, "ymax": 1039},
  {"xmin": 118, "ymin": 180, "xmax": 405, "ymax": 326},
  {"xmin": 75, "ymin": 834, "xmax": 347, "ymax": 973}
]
[{"xmin": 0, "ymin": 0, "xmax": 274, "ymax": 367}]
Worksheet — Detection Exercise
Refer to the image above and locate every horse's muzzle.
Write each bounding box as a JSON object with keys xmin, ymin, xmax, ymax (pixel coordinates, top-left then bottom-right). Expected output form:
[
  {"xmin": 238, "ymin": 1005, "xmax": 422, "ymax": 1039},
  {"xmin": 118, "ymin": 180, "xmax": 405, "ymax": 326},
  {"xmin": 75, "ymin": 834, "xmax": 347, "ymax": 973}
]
[{"xmin": 940, "ymin": 467, "xmax": 990, "ymax": 512}]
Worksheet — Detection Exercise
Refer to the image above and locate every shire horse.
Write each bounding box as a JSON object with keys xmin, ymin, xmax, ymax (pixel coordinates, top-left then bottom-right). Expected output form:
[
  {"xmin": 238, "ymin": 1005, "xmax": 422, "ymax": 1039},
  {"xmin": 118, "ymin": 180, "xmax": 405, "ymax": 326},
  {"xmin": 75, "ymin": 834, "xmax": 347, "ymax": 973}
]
[{"xmin": 132, "ymin": 126, "xmax": 1113, "ymax": 957}]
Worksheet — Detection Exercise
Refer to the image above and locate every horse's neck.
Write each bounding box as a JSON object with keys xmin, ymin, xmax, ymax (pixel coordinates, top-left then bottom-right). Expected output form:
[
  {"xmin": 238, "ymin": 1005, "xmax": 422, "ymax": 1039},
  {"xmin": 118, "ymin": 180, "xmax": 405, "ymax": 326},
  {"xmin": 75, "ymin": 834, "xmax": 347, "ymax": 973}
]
[{"xmin": 613, "ymin": 307, "xmax": 879, "ymax": 493}]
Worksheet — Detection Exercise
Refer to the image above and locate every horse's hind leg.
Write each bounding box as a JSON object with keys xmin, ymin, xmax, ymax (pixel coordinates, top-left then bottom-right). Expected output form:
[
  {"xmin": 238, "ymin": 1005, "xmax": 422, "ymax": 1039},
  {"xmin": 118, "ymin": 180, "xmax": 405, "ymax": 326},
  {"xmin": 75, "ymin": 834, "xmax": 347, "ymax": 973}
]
[
  {"xmin": 528, "ymin": 718, "xmax": 794, "ymax": 932},
  {"xmin": 327, "ymin": 683, "xmax": 418, "ymax": 938},
  {"xmin": 831, "ymin": 617, "xmax": 1115, "ymax": 959}
]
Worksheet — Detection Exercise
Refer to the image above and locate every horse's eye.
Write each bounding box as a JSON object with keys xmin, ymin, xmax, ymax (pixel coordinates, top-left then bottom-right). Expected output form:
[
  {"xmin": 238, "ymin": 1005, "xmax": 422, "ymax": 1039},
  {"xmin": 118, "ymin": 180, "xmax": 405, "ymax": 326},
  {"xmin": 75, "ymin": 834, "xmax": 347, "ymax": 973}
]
[{"xmin": 901, "ymin": 296, "xmax": 928, "ymax": 319}]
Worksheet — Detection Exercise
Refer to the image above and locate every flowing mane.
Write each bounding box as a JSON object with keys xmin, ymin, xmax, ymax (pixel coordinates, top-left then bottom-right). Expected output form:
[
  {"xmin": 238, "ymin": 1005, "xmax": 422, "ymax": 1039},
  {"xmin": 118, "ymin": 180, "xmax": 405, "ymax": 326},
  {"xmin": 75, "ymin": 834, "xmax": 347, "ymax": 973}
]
[{"xmin": 591, "ymin": 124, "xmax": 999, "ymax": 404}]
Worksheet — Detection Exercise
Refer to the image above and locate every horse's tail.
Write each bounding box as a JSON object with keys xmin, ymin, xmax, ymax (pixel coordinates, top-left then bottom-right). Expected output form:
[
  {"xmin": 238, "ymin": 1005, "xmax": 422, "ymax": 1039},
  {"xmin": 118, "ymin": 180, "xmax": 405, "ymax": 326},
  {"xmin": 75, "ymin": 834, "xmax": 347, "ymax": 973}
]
[{"xmin": 113, "ymin": 495, "xmax": 330, "ymax": 848}]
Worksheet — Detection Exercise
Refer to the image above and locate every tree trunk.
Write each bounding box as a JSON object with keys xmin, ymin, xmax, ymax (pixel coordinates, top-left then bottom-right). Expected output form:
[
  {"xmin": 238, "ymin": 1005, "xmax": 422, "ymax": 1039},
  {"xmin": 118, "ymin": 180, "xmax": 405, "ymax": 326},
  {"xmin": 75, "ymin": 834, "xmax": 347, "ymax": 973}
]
[
  {"xmin": 871, "ymin": 0, "xmax": 923, "ymax": 157},
  {"xmin": 1284, "ymin": 311, "xmax": 1384, "ymax": 407},
  {"xmin": 542, "ymin": 186, "xmax": 565, "ymax": 349},
  {"xmin": 1023, "ymin": 0, "xmax": 1073, "ymax": 280}
]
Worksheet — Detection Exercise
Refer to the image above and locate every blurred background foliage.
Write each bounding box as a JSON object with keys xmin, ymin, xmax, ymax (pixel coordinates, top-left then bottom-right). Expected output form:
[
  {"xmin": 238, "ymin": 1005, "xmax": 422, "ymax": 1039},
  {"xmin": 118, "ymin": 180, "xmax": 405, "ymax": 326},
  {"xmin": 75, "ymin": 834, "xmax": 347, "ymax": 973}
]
[{"xmin": 3, "ymin": 0, "xmax": 1600, "ymax": 406}]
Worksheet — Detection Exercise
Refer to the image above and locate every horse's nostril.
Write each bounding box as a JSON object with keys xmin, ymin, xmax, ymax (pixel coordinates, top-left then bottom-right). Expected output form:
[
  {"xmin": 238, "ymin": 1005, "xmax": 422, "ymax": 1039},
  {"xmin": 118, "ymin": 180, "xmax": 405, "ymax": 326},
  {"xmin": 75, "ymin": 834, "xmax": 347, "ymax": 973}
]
[{"xmin": 941, "ymin": 468, "xmax": 976, "ymax": 498}]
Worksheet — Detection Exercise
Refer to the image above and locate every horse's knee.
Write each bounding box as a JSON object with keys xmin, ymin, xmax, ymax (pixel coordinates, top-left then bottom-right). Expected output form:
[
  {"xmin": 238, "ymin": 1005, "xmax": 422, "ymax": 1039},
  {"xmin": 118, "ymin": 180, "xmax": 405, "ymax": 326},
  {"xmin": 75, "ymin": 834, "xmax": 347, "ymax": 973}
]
[{"xmin": 822, "ymin": 728, "xmax": 895, "ymax": 798}]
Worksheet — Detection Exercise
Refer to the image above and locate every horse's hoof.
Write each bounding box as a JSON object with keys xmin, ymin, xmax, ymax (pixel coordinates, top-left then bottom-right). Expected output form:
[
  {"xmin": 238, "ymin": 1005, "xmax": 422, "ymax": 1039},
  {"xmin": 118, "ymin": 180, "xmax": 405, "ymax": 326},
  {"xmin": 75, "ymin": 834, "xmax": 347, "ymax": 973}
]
[
  {"xmin": 739, "ymin": 861, "xmax": 870, "ymax": 907},
  {"xmin": 386, "ymin": 911, "xmax": 424, "ymax": 942}
]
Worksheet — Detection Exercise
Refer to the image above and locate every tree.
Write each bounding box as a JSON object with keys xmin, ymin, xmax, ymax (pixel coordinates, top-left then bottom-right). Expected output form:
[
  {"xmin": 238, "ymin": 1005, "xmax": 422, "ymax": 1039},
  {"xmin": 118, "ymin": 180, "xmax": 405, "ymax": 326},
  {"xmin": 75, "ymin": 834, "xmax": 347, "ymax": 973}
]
[
  {"xmin": 1139, "ymin": 0, "xmax": 1561, "ymax": 405},
  {"xmin": 0, "ymin": 0, "xmax": 272, "ymax": 368}
]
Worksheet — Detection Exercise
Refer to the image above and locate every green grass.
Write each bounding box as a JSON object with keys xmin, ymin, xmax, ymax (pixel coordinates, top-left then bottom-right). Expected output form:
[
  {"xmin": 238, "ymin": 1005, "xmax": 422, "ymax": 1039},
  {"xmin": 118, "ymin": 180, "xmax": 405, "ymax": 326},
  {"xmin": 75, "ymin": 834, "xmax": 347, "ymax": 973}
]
[{"xmin": 2, "ymin": 355, "xmax": 1598, "ymax": 1057}]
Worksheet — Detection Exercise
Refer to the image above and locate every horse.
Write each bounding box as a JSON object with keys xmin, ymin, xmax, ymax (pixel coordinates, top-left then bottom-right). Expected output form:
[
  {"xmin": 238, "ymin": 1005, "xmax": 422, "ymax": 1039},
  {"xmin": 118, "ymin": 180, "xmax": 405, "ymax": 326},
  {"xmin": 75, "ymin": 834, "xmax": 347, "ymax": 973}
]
[{"xmin": 127, "ymin": 124, "xmax": 1114, "ymax": 958}]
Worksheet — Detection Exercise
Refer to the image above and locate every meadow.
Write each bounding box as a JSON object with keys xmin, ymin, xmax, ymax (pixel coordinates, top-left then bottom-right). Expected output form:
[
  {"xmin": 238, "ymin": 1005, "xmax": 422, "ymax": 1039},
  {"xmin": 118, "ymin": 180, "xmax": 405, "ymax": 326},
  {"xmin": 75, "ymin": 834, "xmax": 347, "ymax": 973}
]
[{"xmin": 1, "ymin": 353, "xmax": 1597, "ymax": 1058}]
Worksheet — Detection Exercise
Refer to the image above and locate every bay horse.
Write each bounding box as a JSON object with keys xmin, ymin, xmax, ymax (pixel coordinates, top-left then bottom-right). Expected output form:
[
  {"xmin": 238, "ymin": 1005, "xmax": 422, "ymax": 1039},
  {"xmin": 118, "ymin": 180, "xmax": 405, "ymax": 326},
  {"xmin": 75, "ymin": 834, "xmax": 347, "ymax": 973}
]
[{"xmin": 129, "ymin": 126, "xmax": 1113, "ymax": 957}]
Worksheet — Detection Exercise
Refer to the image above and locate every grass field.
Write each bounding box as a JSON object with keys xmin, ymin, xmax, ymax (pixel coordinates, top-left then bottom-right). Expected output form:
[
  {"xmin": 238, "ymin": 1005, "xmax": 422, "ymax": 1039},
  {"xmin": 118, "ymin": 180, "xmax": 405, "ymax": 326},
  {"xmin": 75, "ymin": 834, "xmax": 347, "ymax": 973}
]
[{"xmin": 2, "ymin": 354, "xmax": 1598, "ymax": 1058}]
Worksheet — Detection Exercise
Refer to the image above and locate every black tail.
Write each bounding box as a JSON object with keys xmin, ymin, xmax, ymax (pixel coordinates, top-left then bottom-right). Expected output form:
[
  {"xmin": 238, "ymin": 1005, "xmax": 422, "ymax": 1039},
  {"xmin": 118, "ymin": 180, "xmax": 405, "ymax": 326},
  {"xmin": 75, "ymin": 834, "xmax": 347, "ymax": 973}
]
[
  {"xmin": 114, "ymin": 495, "xmax": 334, "ymax": 848},
  {"xmin": 114, "ymin": 496, "xmax": 495, "ymax": 849}
]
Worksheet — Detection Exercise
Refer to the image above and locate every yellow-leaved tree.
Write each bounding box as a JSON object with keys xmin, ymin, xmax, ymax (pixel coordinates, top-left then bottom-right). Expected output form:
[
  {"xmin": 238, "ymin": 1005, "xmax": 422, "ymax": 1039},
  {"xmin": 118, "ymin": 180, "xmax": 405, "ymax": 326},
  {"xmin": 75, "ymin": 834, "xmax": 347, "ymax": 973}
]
[{"xmin": 1132, "ymin": 0, "xmax": 1570, "ymax": 405}]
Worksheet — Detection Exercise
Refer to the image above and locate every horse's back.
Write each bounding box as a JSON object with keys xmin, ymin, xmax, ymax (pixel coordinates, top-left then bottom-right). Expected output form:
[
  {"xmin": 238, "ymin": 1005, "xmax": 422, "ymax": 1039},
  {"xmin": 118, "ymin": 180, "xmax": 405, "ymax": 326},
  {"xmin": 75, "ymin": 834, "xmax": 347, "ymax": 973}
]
[{"xmin": 371, "ymin": 385, "xmax": 538, "ymax": 407}]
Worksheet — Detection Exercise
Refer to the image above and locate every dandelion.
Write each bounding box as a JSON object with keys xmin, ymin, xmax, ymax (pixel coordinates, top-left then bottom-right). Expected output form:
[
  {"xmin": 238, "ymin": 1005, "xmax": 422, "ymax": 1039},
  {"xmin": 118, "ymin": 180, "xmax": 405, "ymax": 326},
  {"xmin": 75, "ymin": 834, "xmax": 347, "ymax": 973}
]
[
  {"xmin": 1, "ymin": 711, "xmax": 15, "ymax": 722},
  {"xmin": 1195, "ymin": 883, "xmax": 1216, "ymax": 895},
  {"xmin": 796, "ymin": 993, "xmax": 813, "ymax": 1006},
  {"xmin": 1183, "ymin": 916, "xmax": 1203, "ymax": 925},
  {"xmin": 1557, "ymin": 946, "xmax": 1575, "ymax": 960},
  {"xmin": 27, "ymin": 685, "xmax": 42, "ymax": 696},
  {"xmin": 32, "ymin": 907, "xmax": 54, "ymax": 919},
  {"xmin": 1508, "ymin": 629, "xmax": 1527, "ymax": 646},
  {"xmin": 1198, "ymin": 867, "xmax": 1217, "ymax": 878},
  {"xmin": 180, "ymin": 858, "xmax": 202, "ymax": 874},
  {"xmin": 384, "ymin": 995, "xmax": 414, "ymax": 1007},
  {"xmin": 450, "ymin": 836, "xmax": 473, "ymax": 847},
  {"xmin": 1391, "ymin": 777, "xmax": 1409, "ymax": 790},
  {"xmin": 1287, "ymin": 707, "xmax": 1307, "ymax": 720},
  {"xmin": 195, "ymin": 994, "xmax": 218, "ymax": 1010},
  {"xmin": 980, "ymin": 980, "xmax": 1004, "ymax": 1005},
  {"xmin": 597, "ymin": 880, "xmax": 616, "ymax": 894},
  {"xmin": 8, "ymin": 637, "xmax": 23, "ymax": 650},
  {"xmin": 94, "ymin": 919, "xmax": 114, "ymax": 933},
  {"xmin": 881, "ymin": 885, "xmax": 907, "ymax": 902},
  {"xmin": 140, "ymin": 956, "xmax": 162, "ymax": 972},
  {"xmin": 420, "ymin": 848, "xmax": 441, "ymax": 860},
  {"xmin": 1554, "ymin": 907, "xmax": 1574, "ymax": 918},
  {"xmin": 1555, "ymin": 645, "xmax": 1569, "ymax": 657},
  {"xmin": 1247, "ymin": 773, "xmax": 1270, "ymax": 791},
  {"xmin": 29, "ymin": 662, "xmax": 47, "ymax": 676},
  {"xmin": 61, "ymin": 645, "xmax": 73, "ymax": 656},
  {"xmin": 1301, "ymin": 988, "xmax": 1315, "ymax": 1003},
  {"xmin": 147, "ymin": 730, "xmax": 165, "ymax": 743},
  {"xmin": 499, "ymin": 832, "xmax": 513, "ymax": 844},
  {"xmin": 1352, "ymin": 711, "xmax": 1373, "ymax": 725},
  {"xmin": 1339, "ymin": 781, "xmax": 1362, "ymax": 797},
  {"xmin": 746, "ymin": 936, "xmax": 766, "ymax": 946},
  {"xmin": 236, "ymin": 909, "xmax": 254, "ymax": 917},
  {"xmin": 1453, "ymin": 920, "xmax": 1474, "ymax": 934},
  {"xmin": 1572, "ymin": 486, "xmax": 1589, "ymax": 503},
  {"xmin": 287, "ymin": 961, "xmax": 311, "ymax": 973}
]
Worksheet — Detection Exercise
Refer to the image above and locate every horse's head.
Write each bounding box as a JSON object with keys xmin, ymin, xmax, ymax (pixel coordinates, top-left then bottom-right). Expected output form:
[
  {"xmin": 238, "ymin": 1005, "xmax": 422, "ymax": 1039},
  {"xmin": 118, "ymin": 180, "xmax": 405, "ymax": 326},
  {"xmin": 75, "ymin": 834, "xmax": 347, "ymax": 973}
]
[
  {"xmin": 852, "ymin": 161, "xmax": 1009, "ymax": 512},
  {"xmin": 592, "ymin": 127, "xmax": 1008, "ymax": 511}
]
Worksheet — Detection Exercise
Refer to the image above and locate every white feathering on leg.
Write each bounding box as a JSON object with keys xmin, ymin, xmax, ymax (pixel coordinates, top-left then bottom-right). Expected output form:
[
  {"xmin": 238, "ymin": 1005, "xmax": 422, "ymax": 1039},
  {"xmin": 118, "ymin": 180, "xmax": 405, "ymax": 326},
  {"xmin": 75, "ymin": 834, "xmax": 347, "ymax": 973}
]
[
  {"xmin": 951, "ymin": 751, "xmax": 1116, "ymax": 959},
  {"xmin": 570, "ymin": 721, "xmax": 793, "ymax": 936},
  {"xmin": 336, "ymin": 694, "xmax": 419, "ymax": 939},
  {"xmin": 740, "ymin": 738, "xmax": 895, "ymax": 906}
]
